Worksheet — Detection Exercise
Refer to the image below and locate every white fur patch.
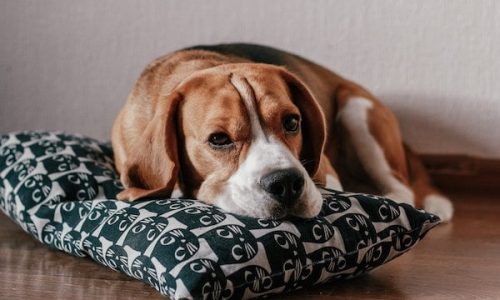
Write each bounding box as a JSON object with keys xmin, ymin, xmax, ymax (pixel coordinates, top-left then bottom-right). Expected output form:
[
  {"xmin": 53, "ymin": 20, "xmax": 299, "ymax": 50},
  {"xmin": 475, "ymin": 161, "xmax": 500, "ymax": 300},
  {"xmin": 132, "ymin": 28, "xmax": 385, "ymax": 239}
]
[
  {"xmin": 171, "ymin": 189, "xmax": 183, "ymax": 198},
  {"xmin": 424, "ymin": 194, "xmax": 454, "ymax": 222},
  {"xmin": 337, "ymin": 97, "xmax": 414, "ymax": 206},
  {"xmin": 214, "ymin": 75, "xmax": 323, "ymax": 218},
  {"xmin": 325, "ymin": 174, "xmax": 343, "ymax": 191}
]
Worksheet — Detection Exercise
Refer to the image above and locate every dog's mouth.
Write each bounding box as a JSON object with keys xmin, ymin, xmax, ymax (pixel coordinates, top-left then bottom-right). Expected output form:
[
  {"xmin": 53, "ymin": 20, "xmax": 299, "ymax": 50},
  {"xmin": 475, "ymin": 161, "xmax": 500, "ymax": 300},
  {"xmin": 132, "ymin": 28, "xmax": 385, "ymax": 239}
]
[
  {"xmin": 210, "ymin": 178, "xmax": 323, "ymax": 219},
  {"xmin": 267, "ymin": 199, "xmax": 322, "ymax": 220},
  {"xmin": 268, "ymin": 204, "xmax": 288, "ymax": 220}
]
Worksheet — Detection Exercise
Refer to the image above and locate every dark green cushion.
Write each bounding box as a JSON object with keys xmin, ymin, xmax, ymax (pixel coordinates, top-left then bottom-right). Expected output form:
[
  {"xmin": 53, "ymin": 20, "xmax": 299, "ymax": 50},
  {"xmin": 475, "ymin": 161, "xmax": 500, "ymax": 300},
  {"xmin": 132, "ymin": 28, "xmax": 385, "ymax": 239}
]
[{"xmin": 0, "ymin": 131, "xmax": 440, "ymax": 299}]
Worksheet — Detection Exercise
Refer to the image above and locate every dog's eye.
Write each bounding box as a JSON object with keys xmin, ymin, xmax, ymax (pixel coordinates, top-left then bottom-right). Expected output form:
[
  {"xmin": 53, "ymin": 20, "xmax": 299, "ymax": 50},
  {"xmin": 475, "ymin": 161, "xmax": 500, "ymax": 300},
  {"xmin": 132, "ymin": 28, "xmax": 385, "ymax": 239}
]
[
  {"xmin": 283, "ymin": 114, "xmax": 300, "ymax": 134},
  {"xmin": 208, "ymin": 132, "xmax": 234, "ymax": 149}
]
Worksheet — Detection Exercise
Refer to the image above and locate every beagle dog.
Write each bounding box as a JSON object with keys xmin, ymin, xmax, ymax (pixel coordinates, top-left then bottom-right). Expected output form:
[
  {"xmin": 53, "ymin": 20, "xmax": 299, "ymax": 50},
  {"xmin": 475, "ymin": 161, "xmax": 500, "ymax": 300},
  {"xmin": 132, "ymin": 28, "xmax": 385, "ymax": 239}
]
[{"xmin": 111, "ymin": 43, "xmax": 453, "ymax": 221}]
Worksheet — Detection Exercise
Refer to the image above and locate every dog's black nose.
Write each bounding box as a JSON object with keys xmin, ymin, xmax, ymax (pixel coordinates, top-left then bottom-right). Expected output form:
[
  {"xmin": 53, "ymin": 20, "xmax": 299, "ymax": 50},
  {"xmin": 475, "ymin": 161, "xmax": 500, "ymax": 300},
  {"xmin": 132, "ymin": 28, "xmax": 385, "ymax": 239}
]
[{"xmin": 260, "ymin": 168, "xmax": 305, "ymax": 205}]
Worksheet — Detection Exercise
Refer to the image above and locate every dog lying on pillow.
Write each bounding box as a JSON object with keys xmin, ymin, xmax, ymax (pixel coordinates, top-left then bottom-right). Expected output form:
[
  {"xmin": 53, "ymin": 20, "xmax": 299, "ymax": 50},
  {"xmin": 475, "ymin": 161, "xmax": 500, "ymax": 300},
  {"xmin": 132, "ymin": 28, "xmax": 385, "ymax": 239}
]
[{"xmin": 111, "ymin": 43, "xmax": 453, "ymax": 221}]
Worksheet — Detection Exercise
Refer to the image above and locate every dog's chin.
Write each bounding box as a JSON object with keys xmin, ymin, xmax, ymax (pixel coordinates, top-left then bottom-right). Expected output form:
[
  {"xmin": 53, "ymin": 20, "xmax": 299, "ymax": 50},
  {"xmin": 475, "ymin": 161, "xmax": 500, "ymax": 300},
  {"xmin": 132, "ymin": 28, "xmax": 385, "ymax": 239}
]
[
  {"xmin": 216, "ymin": 202, "xmax": 288, "ymax": 220},
  {"xmin": 213, "ymin": 195, "xmax": 287, "ymax": 219},
  {"xmin": 213, "ymin": 194, "xmax": 323, "ymax": 220},
  {"xmin": 264, "ymin": 204, "xmax": 288, "ymax": 220},
  {"xmin": 207, "ymin": 182, "xmax": 324, "ymax": 219},
  {"xmin": 237, "ymin": 199, "xmax": 323, "ymax": 220},
  {"xmin": 268, "ymin": 201, "xmax": 323, "ymax": 220},
  {"xmin": 292, "ymin": 199, "xmax": 324, "ymax": 219}
]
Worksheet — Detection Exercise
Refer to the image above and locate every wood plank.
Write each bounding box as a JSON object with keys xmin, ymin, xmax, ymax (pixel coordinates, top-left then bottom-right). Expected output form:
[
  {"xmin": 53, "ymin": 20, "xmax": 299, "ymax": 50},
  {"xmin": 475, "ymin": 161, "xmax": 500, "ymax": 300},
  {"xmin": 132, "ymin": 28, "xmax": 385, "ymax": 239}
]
[
  {"xmin": 0, "ymin": 214, "xmax": 165, "ymax": 300},
  {"xmin": 422, "ymin": 154, "xmax": 500, "ymax": 192}
]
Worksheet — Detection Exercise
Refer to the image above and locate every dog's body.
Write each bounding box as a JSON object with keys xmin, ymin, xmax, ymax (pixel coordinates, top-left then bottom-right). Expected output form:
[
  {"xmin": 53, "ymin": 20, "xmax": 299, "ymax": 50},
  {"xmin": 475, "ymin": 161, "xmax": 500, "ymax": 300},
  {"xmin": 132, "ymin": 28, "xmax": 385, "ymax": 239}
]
[{"xmin": 112, "ymin": 43, "xmax": 453, "ymax": 221}]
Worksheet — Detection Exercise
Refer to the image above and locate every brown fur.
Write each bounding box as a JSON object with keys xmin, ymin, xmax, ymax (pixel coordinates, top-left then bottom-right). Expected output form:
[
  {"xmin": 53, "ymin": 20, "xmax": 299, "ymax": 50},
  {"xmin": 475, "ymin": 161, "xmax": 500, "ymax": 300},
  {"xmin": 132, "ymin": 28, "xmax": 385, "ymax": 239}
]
[{"xmin": 112, "ymin": 43, "xmax": 445, "ymax": 210}]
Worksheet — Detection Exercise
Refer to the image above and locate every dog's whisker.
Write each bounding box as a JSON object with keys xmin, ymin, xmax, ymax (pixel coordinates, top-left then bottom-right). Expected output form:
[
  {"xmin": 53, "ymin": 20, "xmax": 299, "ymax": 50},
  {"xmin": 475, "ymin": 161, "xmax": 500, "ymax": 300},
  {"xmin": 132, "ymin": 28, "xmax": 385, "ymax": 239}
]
[
  {"xmin": 300, "ymin": 159, "xmax": 314, "ymax": 166},
  {"xmin": 311, "ymin": 179, "xmax": 324, "ymax": 186}
]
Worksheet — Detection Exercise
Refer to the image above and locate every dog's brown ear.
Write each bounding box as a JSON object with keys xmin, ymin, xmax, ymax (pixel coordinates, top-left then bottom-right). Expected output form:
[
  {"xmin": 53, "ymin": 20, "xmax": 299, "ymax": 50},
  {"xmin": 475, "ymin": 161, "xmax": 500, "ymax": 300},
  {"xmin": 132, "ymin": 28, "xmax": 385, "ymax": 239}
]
[
  {"xmin": 280, "ymin": 69, "xmax": 326, "ymax": 176},
  {"xmin": 117, "ymin": 92, "xmax": 183, "ymax": 201}
]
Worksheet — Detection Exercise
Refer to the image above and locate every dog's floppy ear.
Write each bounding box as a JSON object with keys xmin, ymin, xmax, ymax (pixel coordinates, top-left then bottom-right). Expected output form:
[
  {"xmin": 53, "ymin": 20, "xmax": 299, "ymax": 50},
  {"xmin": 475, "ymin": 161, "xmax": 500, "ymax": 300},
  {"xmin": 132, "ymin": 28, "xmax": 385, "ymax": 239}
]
[
  {"xmin": 280, "ymin": 69, "xmax": 326, "ymax": 176},
  {"xmin": 117, "ymin": 92, "xmax": 183, "ymax": 201}
]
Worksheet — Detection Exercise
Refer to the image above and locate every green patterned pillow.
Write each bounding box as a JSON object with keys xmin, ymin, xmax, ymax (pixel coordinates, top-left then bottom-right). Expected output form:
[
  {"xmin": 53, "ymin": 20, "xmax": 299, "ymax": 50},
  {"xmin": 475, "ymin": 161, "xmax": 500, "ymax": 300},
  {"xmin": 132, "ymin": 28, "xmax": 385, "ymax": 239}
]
[{"xmin": 0, "ymin": 131, "xmax": 440, "ymax": 299}]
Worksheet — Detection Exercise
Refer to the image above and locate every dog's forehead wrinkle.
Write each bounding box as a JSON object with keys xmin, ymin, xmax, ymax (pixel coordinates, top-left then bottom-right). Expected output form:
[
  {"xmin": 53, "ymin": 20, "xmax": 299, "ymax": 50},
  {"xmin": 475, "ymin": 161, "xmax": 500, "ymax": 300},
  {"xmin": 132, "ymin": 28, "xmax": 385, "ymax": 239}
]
[{"xmin": 229, "ymin": 74, "xmax": 269, "ymax": 143}]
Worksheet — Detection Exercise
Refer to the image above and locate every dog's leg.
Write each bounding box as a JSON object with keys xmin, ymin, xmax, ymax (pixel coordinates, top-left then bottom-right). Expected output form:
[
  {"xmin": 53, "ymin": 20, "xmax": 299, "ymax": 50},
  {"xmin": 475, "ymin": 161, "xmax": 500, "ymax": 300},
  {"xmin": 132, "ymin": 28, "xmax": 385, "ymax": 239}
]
[
  {"xmin": 405, "ymin": 146, "xmax": 454, "ymax": 221},
  {"xmin": 314, "ymin": 154, "xmax": 343, "ymax": 191},
  {"xmin": 337, "ymin": 96, "xmax": 414, "ymax": 206}
]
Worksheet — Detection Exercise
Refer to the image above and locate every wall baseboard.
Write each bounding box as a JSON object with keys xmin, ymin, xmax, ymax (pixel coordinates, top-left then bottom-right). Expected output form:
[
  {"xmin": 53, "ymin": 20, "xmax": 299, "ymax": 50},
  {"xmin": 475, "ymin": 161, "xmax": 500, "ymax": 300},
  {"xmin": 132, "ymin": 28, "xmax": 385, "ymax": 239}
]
[{"xmin": 421, "ymin": 154, "xmax": 500, "ymax": 193}]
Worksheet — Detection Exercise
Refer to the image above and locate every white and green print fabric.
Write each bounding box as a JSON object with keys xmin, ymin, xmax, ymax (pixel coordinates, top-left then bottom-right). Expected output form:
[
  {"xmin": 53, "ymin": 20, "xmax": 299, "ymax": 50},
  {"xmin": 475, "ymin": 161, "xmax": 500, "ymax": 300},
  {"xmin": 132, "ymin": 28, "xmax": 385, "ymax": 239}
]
[{"xmin": 0, "ymin": 131, "xmax": 440, "ymax": 299}]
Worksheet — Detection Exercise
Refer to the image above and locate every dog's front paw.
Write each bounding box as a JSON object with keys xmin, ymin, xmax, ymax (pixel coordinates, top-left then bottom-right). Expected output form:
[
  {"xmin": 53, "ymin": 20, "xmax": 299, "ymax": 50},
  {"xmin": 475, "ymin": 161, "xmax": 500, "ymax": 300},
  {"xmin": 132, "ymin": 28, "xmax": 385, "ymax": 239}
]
[
  {"xmin": 384, "ymin": 187, "xmax": 415, "ymax": 207},
  {"xmin": 424, "ymin": 194, "xmax": 454, "ymax": 222},
  {"xmin": 116, "ymin": 188, "xmax": 147, "ymax": 202}
]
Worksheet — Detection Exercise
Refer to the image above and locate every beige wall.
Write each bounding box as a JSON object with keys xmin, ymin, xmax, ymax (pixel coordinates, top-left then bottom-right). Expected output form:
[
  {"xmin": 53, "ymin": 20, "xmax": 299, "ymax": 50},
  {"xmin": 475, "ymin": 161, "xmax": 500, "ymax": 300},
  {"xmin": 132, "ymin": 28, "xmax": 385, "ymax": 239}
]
[{"xmin": 1, "ymin": 0, "xmax": 499, "ymax": 158}]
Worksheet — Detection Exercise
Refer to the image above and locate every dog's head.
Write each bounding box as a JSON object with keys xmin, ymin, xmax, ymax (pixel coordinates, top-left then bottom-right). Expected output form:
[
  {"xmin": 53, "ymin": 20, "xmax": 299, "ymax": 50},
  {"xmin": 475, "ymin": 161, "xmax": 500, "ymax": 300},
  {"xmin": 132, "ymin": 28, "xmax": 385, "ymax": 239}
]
[{"xmin": 118, "ymin": 63, "xmax": 326, "ymax": 219}]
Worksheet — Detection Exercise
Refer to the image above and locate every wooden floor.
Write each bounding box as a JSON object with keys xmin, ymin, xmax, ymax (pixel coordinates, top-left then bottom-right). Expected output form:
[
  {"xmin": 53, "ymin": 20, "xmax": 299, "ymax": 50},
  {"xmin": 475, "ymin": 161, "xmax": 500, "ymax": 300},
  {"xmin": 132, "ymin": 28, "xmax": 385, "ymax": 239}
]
[{"xmin": 1, "ymin": 190, "xmax": 499, "ymax": 299}]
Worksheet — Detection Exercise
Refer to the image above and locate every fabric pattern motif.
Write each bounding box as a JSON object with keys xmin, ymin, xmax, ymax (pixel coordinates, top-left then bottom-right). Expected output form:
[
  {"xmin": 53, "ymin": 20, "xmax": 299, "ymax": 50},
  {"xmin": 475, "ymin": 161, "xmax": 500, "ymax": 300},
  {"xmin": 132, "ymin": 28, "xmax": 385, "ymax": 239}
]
[{"xmin": 0, "ymin": 131, "xmax": 440, "ymax": 299}]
